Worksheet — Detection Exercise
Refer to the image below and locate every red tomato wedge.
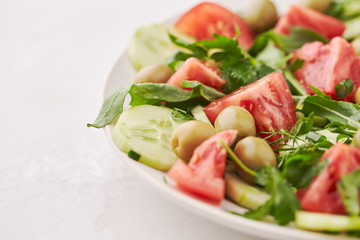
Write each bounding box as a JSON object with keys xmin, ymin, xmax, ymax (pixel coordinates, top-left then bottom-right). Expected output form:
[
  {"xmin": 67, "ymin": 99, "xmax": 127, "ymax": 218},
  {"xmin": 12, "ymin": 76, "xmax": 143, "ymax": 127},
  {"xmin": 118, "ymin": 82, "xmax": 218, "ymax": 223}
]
[
  {"xmin": 297, "ymin": 143, "xmax": 360, "ymax": 214},
  {"xmin": 204, "ymin": 72, "xmax": 296, "ymax": 143},
  {"xmin": 174, "ymin": 2, "xmax": 255, "ymax": 50},
  {"xmin": 167, "ymin": 130, "xmax": 238, "ymax": 203},
  {"xmin": 274, "ymin": 5, "xmax": 345, "ymax": 40},
  {"xmin": 167, "ymin": 57, "xmax": 226, "ymax": 90},
  {"xmin": 293, "ymin": 37, "xmax": 360, "ymax": 102}
]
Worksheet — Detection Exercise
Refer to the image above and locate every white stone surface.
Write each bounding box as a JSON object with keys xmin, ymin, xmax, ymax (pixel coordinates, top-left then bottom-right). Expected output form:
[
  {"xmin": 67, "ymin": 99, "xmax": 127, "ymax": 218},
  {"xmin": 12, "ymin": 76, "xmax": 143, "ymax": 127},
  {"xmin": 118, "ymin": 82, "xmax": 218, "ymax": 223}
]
[{"xmin": 0, "ymin": 0, "xmax": 291, "ymax": 239}]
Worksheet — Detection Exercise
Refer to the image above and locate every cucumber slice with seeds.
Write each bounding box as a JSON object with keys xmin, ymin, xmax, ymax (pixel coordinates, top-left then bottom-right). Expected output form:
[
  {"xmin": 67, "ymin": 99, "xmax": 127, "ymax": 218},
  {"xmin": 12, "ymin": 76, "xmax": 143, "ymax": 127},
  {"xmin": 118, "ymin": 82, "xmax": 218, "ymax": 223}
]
[
  {"xmin": 128, "ymin": 23, "xmax": 194, "ymax": 71},
  {"xmin": 112, "ymin": 105, "xmax": 184, "ymax": 171}
]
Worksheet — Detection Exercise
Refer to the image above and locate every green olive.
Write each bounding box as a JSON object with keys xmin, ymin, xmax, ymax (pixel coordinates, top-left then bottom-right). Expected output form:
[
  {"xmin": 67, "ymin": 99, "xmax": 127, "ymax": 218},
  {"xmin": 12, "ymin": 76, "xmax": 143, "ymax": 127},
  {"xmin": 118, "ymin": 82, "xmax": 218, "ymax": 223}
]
[
  {"xmin": 244, "ymin": 0, "xmax": 278, "ymax": 33},
  {"xmin": 313, "ymin": 116, "xmax": 329, "ymax": 128},
  {"xmin": 352, "ymin": 38, "xmax": 360, "ymax": 56},
  {"xmin": 134, "ymin": 64, "xmax": 173, "ymax": 84},
  {"xmin": 171, "ymin": 120, "xmax": 215, "ymax": 162},
  {"xmin": 296, "ymin": 111, "xmax": 304, "ymax": 120},
  {"xmin": 215, "ymin": 106, "xmax": 256, "ymax": 139},
  {"xmin": 234, "ymin": 136, "xmax": 276, "ymax": 183},
  {"xmin": 298, "ymin": 0, "xmax": 332, "ymax": 12},
  {"xmin": 355, "ymin": 87, "xmax": 360, "ymax": 105},
  {"xmin": 352, "ymin": 130, "xmax": 360, "ymax": 149}
]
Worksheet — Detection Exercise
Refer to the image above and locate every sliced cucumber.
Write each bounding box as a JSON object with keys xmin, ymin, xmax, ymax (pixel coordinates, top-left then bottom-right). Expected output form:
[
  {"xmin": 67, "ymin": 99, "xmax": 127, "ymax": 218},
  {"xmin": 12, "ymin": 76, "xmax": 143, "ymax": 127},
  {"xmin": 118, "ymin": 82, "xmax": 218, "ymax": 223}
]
[
  {"xmin": 344, "ymin": 17, "xmax": 360, "ymax": 40},
  {"xmin": 191, "ymin": 105, "xmax": 212, "ymax": 125},
  {"xmin": 112, "ymin": 105, "xmax": 183, "ymax": 171},
  {"xmin": 296, "ymin": 211, "xmax": 360, "ymax": 231},
  {"xmin": 128, "ymin": 23, "xmax": 194, "ymax": 71},
  {"xmin": 225, "ymin": 172, "xmax": 270, "ymax": 210}
]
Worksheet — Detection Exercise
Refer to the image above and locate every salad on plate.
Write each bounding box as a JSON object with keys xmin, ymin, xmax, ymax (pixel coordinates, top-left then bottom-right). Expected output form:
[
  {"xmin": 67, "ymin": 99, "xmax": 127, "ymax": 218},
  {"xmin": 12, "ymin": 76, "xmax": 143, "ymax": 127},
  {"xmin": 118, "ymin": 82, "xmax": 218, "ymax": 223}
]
[{"xmin": 89, "ymin": 0, "xmax": 360, "ymax": 238}]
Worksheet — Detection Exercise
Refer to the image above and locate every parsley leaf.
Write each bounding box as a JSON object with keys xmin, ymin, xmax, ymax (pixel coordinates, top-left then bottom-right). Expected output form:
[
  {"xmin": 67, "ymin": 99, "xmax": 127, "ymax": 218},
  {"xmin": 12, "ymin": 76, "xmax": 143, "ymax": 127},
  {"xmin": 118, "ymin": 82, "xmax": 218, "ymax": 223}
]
[
  {"xmin": 169, "ymin": 33, "xmax": 275, "ymax": 94},
  {"xmin": 282, "ymin": 152, "xmax": 327, "ymax": 189},
  {"xmin": 243, "ymin": 165, "xmax": 300, "ymax": 225}
]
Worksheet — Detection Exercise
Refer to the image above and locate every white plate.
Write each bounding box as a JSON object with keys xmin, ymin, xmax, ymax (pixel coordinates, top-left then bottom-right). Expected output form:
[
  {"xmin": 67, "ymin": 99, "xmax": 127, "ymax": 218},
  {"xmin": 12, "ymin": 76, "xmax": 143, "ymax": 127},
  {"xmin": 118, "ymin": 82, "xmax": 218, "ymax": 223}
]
[{"xmin": 101, "ymin": 1, "xmax": 356, "ymax": 240}]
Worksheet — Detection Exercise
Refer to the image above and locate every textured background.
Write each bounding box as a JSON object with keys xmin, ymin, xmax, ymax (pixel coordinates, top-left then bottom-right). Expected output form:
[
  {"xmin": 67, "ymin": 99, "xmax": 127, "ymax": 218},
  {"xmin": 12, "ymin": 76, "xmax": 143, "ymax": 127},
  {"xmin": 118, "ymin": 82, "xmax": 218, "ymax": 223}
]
[{"xmin": 0, "ymin": 0, "xmax": 292, "ymax": 239}]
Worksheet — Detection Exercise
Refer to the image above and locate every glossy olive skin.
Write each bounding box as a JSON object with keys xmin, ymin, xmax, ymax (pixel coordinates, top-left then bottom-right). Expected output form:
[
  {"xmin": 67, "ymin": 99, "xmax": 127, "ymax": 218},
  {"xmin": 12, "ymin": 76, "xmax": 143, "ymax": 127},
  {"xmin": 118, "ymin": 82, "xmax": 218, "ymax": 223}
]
[
  {"xmin": 352, "ymin": 130, "xmax": 360, "ymax": 149},
  {"xmin": 234, "ymin": 136, "xmax": 276, "ymax": 183},
  {"xmin": 298, "ymin": 0, "xmax": 332, "ymax": 12},
  {"xmin": 215, "ymin": 106, "xmax": 256, "ymax": 139},
  {"xmin": 171, "ymin": 120, "xmax": 216, "ymax": 162},
  {"xmin": 134, "ymin": 64, "xmax": 173, "ymax": 84},
  {"xmin": 355, "ymin": 87, "xmax": 360, "ymax": 105},
  {"xmin": 244, "ymin": 0, "xmax": 278, "ymax": 33}
]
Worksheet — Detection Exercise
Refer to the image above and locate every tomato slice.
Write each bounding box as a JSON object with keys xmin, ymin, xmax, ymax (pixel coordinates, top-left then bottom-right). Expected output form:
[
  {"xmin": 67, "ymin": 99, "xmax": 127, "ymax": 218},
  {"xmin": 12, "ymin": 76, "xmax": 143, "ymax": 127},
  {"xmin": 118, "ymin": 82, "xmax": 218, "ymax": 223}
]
[
  {"xmin": 274, "ymin": 5, "xmax": 345, "ymax": 40},
  {"xmin": 167, "ymin": 130, "xmax": 238, "ymax": 203},
  {"xmin": 293, "ymin": 37, "xmax": 360, "ymax": 102},
  {"xmin": 204, "ymin": 72, "xmax": 296, "ymax": 143},
  {"xmin": 167, "ymin": 57, "xmax": 226, "ymax": 90},
  {"xmin": 174, "ymin": 2, "xmax": 255, "ymax": 50},
  {"xmin": 297, "ymin": 143, "xmax": 360, "ymax": 214}
]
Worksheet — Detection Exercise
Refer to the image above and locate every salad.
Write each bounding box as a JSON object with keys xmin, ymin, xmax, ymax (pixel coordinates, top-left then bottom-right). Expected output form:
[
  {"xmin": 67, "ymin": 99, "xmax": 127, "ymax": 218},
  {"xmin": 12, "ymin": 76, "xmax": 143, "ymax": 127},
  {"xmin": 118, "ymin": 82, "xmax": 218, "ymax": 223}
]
[{"xmin": 89, "ymin": 0, "xmax": 360, "ymax": 238}]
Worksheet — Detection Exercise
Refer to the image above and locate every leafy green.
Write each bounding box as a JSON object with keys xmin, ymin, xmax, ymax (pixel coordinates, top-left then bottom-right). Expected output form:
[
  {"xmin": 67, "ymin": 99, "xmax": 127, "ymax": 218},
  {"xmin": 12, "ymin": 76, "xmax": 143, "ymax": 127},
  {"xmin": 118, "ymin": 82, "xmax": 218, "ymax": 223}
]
[
  {"xmin": 255, "ymin": 41, "xmax": 289, "ymax": 70},
  {"xmin": 325, "ymin": 121, "xmax": 357, "ymax": 137},
  {"xmin": 292, "ymin": 112, "xmax": 314, "ymax": 136},
  {"xmin": 335, "ymin": 79, "xmax": 354, "ymax": 100},
  {"xmin": 302, "ymin": 95, "xmax": 360, "ymax": 129},
  {"xmin": 249, "ymin": 27, "xmax": 328, "ymax": 56},
  {"xmin": 308, "ymin": 85, "xmax": 331, "ymax": 99},
  {"xmin": 326, "ymin": 0, "xmax": 360, "ymax": 21},
  {"xmin": 306, "ymin": 131, "xmax": 327, "ymax": 143},
  {"xmin": 338, "ymin": 169, "xmax": 360, "ymax": 216},
  {"xmin": 290, "ymin": 58, "xmax": 304, "ymax": 73},
  {"xmin": 171, "ymin": 108, "xmax": 193, "ymax": 121},
  {"xmin": 87, "ymin": 86, "xmax": 131, "ymax": 128},
  {"xmin": 169, "ymin": 33, "xmax": 274, "ymax": 94},
  {"xmin": 88, "ymin": 81, "xmax": 224, "ymax": 128},
  {"xmin": 282, "ymin": 152, "xmax": 327, "ymax": 188},
  {"xmin": 220, "ymin": 59, "xmax": 274, "ymax": 94},
  {"xmin": 243, "ymin": 165, "xmax": 300, "ymax": 225},
  {"xmin": 272, "ymin": 27, "xmax": 328, "ymax": 53},
  {"xmin": 284, "ymin": 70, "xmax": 308, "ymax": 96}
]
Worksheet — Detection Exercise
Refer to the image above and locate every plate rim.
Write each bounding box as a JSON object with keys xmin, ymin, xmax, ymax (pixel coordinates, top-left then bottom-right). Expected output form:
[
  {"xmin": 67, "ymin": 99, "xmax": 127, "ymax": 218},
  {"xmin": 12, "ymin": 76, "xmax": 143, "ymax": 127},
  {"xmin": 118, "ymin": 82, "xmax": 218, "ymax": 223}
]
[{"xmin": 100, "ymin": 1, "xmax": 357, "ymax": 239}]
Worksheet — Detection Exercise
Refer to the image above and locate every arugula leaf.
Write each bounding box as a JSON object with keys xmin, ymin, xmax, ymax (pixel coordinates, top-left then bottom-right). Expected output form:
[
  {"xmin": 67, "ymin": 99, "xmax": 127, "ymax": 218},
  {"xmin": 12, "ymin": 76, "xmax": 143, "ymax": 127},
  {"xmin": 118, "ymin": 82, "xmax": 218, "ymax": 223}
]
[
  {"xmin": 335, "ymin": 79, "xmax": 354, "ymax": 100},
  {"xmin": 292, "ymin": 112, "xmax": 314, "ymax": 136},
  {"xmin": 309, "ymin": 85, "xmax": 331, "ymax": 99},
  {"xmin": 88, "ymin": 81, "xmax": 225, "ymax": 128},
  {"xmin": 87, "ymin": 86, "xmax": 131, "ymax": 128},
  {"xmin": 272, "ymin": 27, "xmax": 329, "ymax": 53},
  {"xmin": 243, "ymin": 165, "xmax": 300, "ymax": 225},
  {"xmin": 302, "ymin": 95, "xmax": 360, "ymax": 129},
  {"xmin": 282, "ymin": 152, "xmax": 327, "ymax": 188},
  {"xmin": 337, "ymin": 169, "xmax": 360, "ymax": 216},
  {"xmin": 249, "ymin": 27, "xmax": 328, "ymax": 56},
  {"xmin": 283, "ymin": 70, "xmax": 308, "ymax": 96},
  {"xmin": 129, "ymin": 81, "xmax": 225, "ymax": 105},
  {"xmin": 325, "ymin": 121, "xmax": 357, "ymax": 137}
]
